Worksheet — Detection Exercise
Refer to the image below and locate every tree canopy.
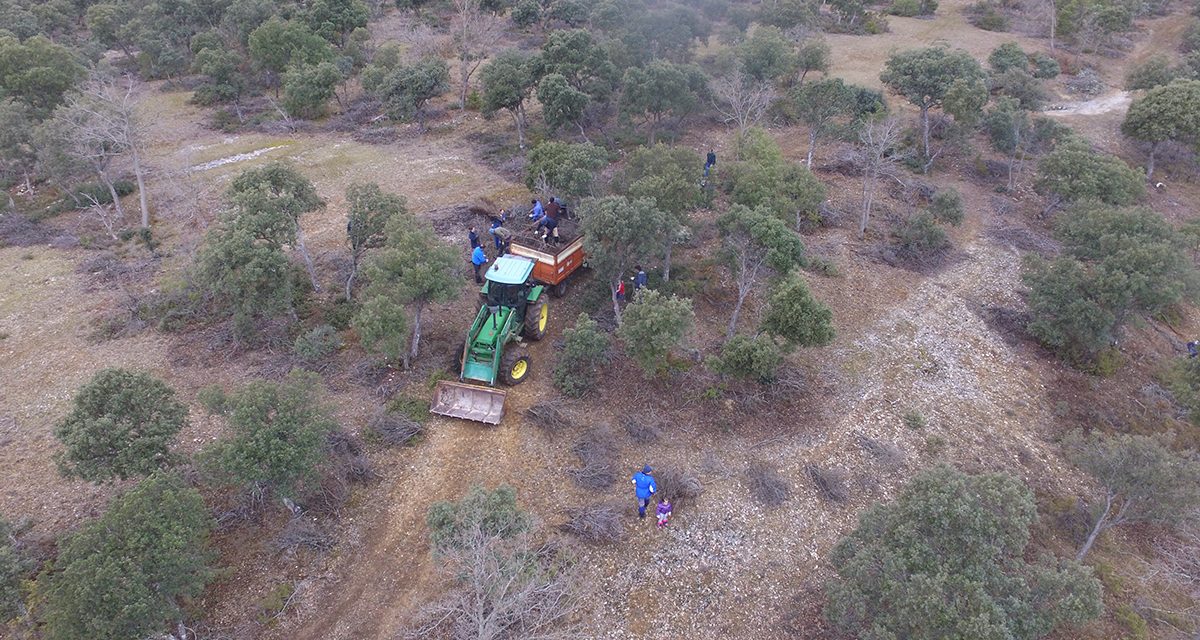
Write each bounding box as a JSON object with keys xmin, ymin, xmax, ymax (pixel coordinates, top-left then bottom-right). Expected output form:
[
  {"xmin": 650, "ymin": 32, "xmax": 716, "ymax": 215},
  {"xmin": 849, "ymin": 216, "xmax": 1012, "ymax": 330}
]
[
  {"xmin": 524, "ymin": 141, "xmax": 608, "ymax": 200},
  {"xmin": 616, "ymin": 289, "xmax": 695, "ymax": 377},
  {"xmin": 1035, "ymin": 141, "xmax": 1144, "ymax": 210},
  {"xmin": 880, "ymin": 46, "xmax": 986, "ymax": 168},
  {"xmin": 54, "ymin": 368, "xmax": 187, "ymax": 482},
  {"xmin": 1120, "ymin": 79, "xmax": 1200, "ymax": 180},
  {"xmin": 724, "ymin": 128, "xmax": 826, "ymax": 230},
  {"xmin": 578, "ymin": 195, "xmax": 671, "ymax": 321},
  {"xmin": 204, "ymin": 370, "xmax": 336, "ymax": 497},
  {"xmin": 40, "ymin": 473, "xmax": 215, "ymax": 640},
  {"xmin": 826, "ymin": 464, "xmax": 1103, "ymax": 639},
  {"xmin": 761, "ymin": 274, "xmax": 835, "ymax": 350}
]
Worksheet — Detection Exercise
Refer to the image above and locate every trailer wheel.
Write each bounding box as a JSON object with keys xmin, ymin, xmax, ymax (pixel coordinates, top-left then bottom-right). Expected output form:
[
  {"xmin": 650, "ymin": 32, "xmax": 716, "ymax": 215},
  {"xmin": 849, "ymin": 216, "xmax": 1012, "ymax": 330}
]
[
  {"xmin": 522, "ymin": 296, "xmax": 548, "ymax": 341},
  {"xmin": 501, "ymin": 349, "xmax": 531, "ymax": 385},
  {"xmin": 551, "ymin": 281, "xmax": 568, "ymax": 298}
]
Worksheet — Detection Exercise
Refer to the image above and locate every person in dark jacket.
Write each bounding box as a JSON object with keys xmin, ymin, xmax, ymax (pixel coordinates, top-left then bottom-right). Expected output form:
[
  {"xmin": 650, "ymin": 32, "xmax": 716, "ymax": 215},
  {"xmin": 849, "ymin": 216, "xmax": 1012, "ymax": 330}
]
[
  {"xmin": 632, "ymin": 266, "xmax": 648, "ymax": 294},
  {"xmin": 544, "ymin": 197, "xmax": 562, "ymax": 220},
  {"xmin": 536, "ymin": 213, "xmax": 559, "ymax": 244},
  {"xmin": 493, "ymin": 225, "xmax": 513, "ymax": 256},
  {"xmin": 632, "ymin": 465, "xmax": 656, "ymax": 519},
  {"xmin": 468, "ymin": 226, "xmax": 480, "ymax": 249},
  {"xmin": 704, "ymin": 149, "xmax": 716, "ymax": 177},
  {"xmin": 489, "ymin": 210, "xmax": 507, "ymax": 250},
  {"xmin": 471, "ymin": 245, "xmax": 488, "ymax": 284}
]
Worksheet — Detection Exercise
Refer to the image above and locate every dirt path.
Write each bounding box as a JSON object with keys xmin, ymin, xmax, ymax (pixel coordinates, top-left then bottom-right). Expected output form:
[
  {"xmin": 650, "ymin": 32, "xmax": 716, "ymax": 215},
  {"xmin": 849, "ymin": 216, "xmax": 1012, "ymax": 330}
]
[{"xmin": 1045, "ymin": 91, "xmax": 1132, "ymax": 116}]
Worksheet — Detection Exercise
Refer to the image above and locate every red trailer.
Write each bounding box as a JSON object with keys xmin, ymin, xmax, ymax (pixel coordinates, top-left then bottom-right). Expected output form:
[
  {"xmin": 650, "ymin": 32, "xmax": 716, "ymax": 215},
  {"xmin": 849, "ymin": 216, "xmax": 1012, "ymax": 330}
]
[{"xmin": 507, "ymin": 234, "xmax": 586, "ymax": 297}]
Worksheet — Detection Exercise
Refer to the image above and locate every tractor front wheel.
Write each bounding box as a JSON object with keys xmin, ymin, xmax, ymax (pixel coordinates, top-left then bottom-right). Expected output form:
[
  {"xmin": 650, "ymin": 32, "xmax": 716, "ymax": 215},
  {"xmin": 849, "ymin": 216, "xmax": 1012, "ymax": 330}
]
[
  {"xmin": 523, "ymin": 296, "xmax": 548, "ymax": 341},
  {"xmin": 501, "ymin": 349, "xmax": 531, "ymax": 385}
]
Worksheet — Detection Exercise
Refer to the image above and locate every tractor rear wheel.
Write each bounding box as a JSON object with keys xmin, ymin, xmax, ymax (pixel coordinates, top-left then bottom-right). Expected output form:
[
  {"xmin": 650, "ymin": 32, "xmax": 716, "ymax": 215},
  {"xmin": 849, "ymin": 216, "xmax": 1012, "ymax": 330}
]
[
  {"xmin": 523, "ymin": 296, "xmax": 548, "ymax": 341},
  {"xmin": 500, "ymin": 348, "xmax": 531, "ymax": 385},
  {"xmin": 551, "ymin": 281, "xmax": 568, "ymax": 298}
]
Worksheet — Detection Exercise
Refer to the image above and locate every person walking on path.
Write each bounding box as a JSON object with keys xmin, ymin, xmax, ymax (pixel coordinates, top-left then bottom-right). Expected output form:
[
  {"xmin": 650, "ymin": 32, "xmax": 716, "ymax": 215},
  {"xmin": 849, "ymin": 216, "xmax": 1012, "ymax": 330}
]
[
  {"xmin": 632, "ymin": 465, "xmax": 656, "ymax": 519},
  {"xmin": 471, "ymin": 245, "xmax": 488, "ymax": 284},
  {"xmin": 656, "ymin": 497, "xmax": 672, "ymax": 528},
  {"xmin": 468, "ymin": 226, "xmax": 480, "ymax": 249},
  {"xmin": 704, "ymin": 149, "xmax": 716, "ymax": 177}
]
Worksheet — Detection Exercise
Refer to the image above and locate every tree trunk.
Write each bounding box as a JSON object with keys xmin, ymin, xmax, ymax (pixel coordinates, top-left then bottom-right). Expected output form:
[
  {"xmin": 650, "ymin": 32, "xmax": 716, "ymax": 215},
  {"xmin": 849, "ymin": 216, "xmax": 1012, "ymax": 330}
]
[
  {"xmin": 575, "ymin": 121, "xmax": 591, "ymax": 144},
  {"xmin": 1077, "ymin": 491, "xmax": 1115, "ymax": 560},
  {"xmin": 860, "ymin": 173, "xmax": 873, "ymax": 239},
  {"xmin": 294, "ymin": 224, "xmax": 320, "ymax": 292},
  {"xmin": 726, "ymin": 286, "xmax": 751, "ymax": 341},
  {"xmin": 409, "ymin": 303, "xmax": 424, "ymax": 368},
  {"xmin": 662, "ymin": 239, "xmax": 672, "ymax": 284},
  {"xmin": 1146, "ymin": 141, "xmax": 1160, "ymax": 181},
  {"xmin": 511, "ymin": 107, "xmax": 525, "ymax": 150},
  {"xmin": 920, "ymin": 106, "xmax": 932, "ymax": 169},
  {"xmin": 610, "ymin": 281, "xmax": 622, "ymax": 324},
  {"xmin": 131, "ymin": 144, "xmax": 150, "ymax": 228},
  {"xmin": 99, "ymin": 170, "xmax": 126, "ymax": 222},
  {"xmin": 459, "ymin": 57, "xmax": 470, "ymax": 110},
  {"xmin": 806, "ymin": 129, "xmax": 818, "ymax": 169},
  {"xmin": 345, "ymin": 255, "xmax": 359, "ymax": 300}
]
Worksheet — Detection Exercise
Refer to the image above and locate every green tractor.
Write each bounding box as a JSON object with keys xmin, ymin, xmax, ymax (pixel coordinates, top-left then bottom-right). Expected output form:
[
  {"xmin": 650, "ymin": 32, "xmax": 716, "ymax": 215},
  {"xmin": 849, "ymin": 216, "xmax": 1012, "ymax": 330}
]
[{"xmin": 430, "ymin": 255, "xmax": 548, "ymax": 424}]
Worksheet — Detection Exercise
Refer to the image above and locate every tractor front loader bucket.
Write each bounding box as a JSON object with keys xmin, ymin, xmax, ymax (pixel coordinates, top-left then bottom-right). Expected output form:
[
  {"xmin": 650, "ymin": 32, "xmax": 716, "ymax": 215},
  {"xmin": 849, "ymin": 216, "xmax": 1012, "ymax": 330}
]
[{"xmin": 430, "ymin": 381, "xmax": 507, "ymax": 425}]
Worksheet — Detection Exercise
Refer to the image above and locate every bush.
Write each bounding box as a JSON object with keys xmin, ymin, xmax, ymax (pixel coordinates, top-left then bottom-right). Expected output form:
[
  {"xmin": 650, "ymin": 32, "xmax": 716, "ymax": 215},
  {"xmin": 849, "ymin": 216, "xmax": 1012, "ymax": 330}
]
[
  {"xmin": 426, "ymin": 485, "xmax": 530, "ymax": 551},
  {"xmin": 512, "ymin": 0, "xmax": 540, "ymax": 27},
  {"xmin": 293, "ymin": 324, "xmax": 341, "ymax": 362},
  {"xmin": 553, "ymin": 313, "xmax": 610, "ymax": 397},
  {"xmin": 902, "ymin": 410, "xmax": 927, "ymax": 429},
  {"xmin": 559, "ymin": 503, "xmax": 624, "ymax": 543},
  {"xmin": 1035, "ymin": 142, "xmax": 1144, "ymax": 208},
  {"xmin": 893, "ymin": 213, "xmax": 950, "ymax": 264},
  {"xmin": 0, "ymin": 517, "xmax": 29, "ymax": 623},
  {"xmin": 761, "ymin": 275, "xmax": 835, "ymax": 349},
  {"xmin": 54, "ymin": 368, "xmax": 188, "ymax": 483},
  {"xmin": 746, "ymin": 461, "xmax": 791, "ymax": 507},
  {"xmin": 1184, "ymin": 20, "xmax": 1200, "ymax": 53},
  {"xmin": 1125, "ymin": 54, "xmax": 1177, "ymax": 90},
  {"xmin": 40, "ymin": 474, "xmax": 215, "ymax": 640},
  {"xmin": 928, "ymin": 188, "xmax": 964, "ymax": 226},
  {"xmin": 887, "ymin": 0, "xmax": 921, "ymax": 16},
  {"xmin": 617, "ymin": 290, "xmax": 695, "ymax": 377},
  {"xmin": 204, "ymin": 370, "xmax": 337, "ymax": 498},
  {"xmin": 806, "ymin": 464, "xmax": 850, "ymax": 503},
  {"xmin": 968, "ymin": 3, "xmax": 1010, "ymax": 31},
  {"xmin": 197, "ymin": 384, "xmax": 227, "ymax": 415},
  {"xmin": 709, "ymin": 334, "xmax": 783, "ymax": 383},
  {"xmin": 825, "ymin": 465, "xmax": 1102, "ymax": 638},
  {"xmin": 1031, "ymin": 53, "xmax": 1061, "ymax": 79},
  {"xmin": 988, "ymin": 42, "xmax": 1028, "ymax": 73}
]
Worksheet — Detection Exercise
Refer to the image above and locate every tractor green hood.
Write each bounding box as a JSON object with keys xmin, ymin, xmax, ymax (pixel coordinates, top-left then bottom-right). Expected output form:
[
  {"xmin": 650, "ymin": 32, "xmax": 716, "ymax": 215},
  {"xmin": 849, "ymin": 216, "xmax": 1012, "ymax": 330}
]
[{"xmin": 485, "ymin": 255, "xmax": 535, "ymax": 285}]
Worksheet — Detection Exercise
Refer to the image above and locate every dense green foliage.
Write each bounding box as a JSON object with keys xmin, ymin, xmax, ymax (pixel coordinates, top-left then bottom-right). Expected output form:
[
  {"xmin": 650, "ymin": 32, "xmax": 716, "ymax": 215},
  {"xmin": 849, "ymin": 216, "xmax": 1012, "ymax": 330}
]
[
  {"xmin": 480, "ymin": 49, "xmax": 538, "ymax": 148},
  {"xmin": 54, "ymin": 368, "xmax": 187, "ymax": 482},
  {"xmin": 345, "ymin": 181, "xmax": 407, "ymax": 298},
  {"xmin": 553, "ymin": 313, "xmax": 611, "ymax": 398},
  {"xmin": 928, "ymin": 188, "xmax": 964, "ymax": 226},
  {"xmin": 724, "ymin": 128, "xmax": 826, "ymax": 230},
  {"xmin": 880, "ymin": 46, "xmax": 986, "ymax": 166},
  {"xmin": 1035, "ymin": 141, "xmax": 1144, "ymax": 208},
  {"xmin": 717, "ymin": 204, "xmax": 806, "ymax": 338},
  {"xmin": 427, "ymin": 484, "xmax": 530, "ymax": 551},
  {"xmin": 1023, "ymin": 204, "xmax": 1195, "ymax": 361},
  {"xmin": 620, "ymin": 60, "xmax": 705, "ymax": 143},
  {"xmin": 709, "ymin": 334, "xmax": 784, "ymax": 383},
  {"xmin": 282, "ymin": 61, "xmax": 341, "ymax": 118},
  {"xmin": 40, "ymin": 474, "xmax": 215, "ymax": 640},
  {"xmin": 204, "ymin": 371, "xmax": 336, "ymax": 497},
  {"xmin": 578, "ymin": 195, "xmax": 671, "ymax": 319},
  {"xmin": 826, "ymin": 465, "xmax": 1103, "ymax": 639},
  {"xmin": 355, "ymin": 215, "xmax": 460, "ymax": 368},
  {"xmin": 1120, "ymin": 79, "xmax": 1200, "ymax": 179},
  {"xmin": 369, "ymin": 56, "xmax": 449, "ymax": 124},
  {"xmin": 0, "ymin": 517, "xmax": 26, "ymax": 623},
  {"xmin": 761, "ymin": 274, "xmax": 835, "ymax": 349},
  {"xmin": 0, "ymin": 35, "xmax": 85, "ymax": 118},
  {"xmin": 524, "ymin": 141, "xmax": 608, "ymax": 200},
  {"xmin": 617, "ymin": 289, "xmax": 695, "ymax": 377}
]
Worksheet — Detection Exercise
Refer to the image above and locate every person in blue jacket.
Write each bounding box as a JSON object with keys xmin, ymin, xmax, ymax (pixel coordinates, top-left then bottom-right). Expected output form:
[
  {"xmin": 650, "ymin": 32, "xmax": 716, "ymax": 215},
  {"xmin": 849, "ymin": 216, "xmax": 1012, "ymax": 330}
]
[
  {"xmin": 632, "ymin": 464, "xmax": 656, "ymax": 519},
  {"xmin": 471, "ymin": 245, "xmax": 488, "ymax": 284}
]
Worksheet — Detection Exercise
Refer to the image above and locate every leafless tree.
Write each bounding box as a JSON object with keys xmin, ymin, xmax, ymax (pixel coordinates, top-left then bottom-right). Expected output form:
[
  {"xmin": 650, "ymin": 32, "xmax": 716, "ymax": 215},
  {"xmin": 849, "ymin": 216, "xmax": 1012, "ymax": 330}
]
[
  {"xmin": 407, "ymin": 524, "xmax": 584, "ymax": 640},
  {"xmin": 711, "ymin": 72, "xmax": 777, "ymax": 138},
  {"xmin": 854, "ymin": 117, "xmax": 906, "ymax": 239},
  {"xmin": 452, "ymin": 0, "xmax": 503, "ymax": 110},
  {"xmin": 59, "ymin": 73, "xmax": 152, "ymax": 229}
]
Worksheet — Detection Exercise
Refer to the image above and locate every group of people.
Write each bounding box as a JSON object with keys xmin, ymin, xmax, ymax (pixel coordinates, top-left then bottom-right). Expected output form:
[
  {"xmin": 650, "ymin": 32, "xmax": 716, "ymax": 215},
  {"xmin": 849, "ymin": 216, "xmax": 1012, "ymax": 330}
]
[
  {"xmin": 467, "ymin": 197, "xmax": 569, "ymax": 284},
  {"xmin": 615, "ymin": 265, "xmax": 649, "ymax": 302},
  {"xmin": 528, "ymin": 197, "xmax": 564, "ymax": 244},
  {"xmin": 632, "ymin": 465, "xmax": 672, "ymax": 528}
]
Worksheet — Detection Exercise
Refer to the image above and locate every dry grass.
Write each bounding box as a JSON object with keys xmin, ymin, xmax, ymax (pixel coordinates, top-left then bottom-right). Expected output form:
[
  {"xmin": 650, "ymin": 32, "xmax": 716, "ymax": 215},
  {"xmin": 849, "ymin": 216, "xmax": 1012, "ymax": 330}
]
[
  {"xmin": 569, "ymin": 427, "xmax": 620, "ymax": 490},
  {"xmin": 805, "ymin": 464, "xmax": 851, "ymax": 504},
  {"xmin": 368, "ymin": 413, "xmax": 424, "ymax": 447}
]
